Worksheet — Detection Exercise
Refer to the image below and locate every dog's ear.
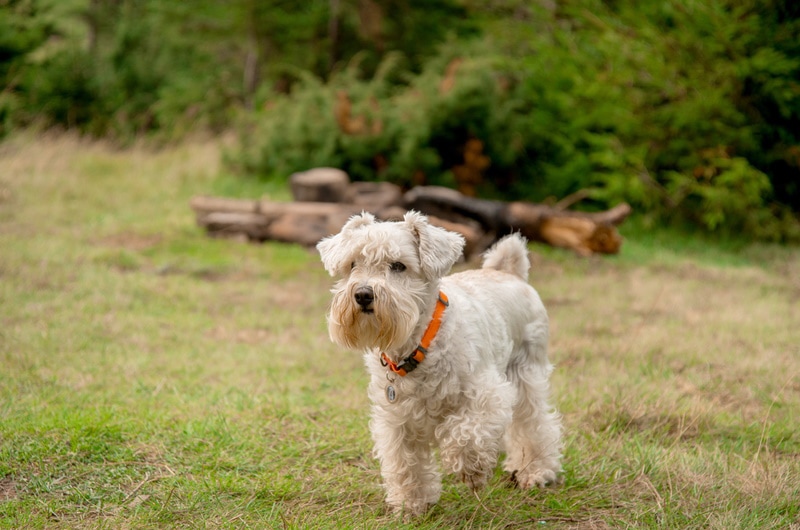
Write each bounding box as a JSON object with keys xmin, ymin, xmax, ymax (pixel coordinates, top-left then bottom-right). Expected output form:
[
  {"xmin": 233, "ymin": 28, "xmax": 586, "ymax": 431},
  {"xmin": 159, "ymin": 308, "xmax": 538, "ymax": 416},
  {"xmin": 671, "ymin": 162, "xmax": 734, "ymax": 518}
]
[
  {"xmin": 403, "ymin": 210, "xmax": 465, "ymax": 278},
  {"xmin": 339, "ymin": 211, "xmax": 376, "ymax": 232},
  {"xmin": 316, "ymin": 212, "xmax": 375, "ymax": 276}
]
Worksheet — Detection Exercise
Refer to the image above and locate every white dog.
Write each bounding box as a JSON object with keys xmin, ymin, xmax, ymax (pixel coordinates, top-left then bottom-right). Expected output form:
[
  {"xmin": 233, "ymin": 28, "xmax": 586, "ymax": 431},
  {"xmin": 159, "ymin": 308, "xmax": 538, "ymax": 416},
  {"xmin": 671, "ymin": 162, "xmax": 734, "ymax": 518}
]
[{"xmin": 317, "ymin": 211, "xmax": 562, "ymax": 516}]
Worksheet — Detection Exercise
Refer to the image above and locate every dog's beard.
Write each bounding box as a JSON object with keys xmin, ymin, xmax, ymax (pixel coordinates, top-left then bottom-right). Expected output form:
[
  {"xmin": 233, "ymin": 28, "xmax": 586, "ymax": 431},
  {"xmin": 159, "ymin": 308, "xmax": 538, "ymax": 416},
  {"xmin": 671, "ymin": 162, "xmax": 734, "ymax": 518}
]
[{"xmin": 327, "ymin": 280, "xmax": 423, "ymax": 351}]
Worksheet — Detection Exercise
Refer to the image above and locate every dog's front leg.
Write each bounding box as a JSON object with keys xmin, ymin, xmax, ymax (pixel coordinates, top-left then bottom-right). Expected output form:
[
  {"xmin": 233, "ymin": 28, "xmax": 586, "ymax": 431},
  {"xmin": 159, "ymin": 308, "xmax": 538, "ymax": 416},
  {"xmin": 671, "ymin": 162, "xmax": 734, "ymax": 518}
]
[{"xmin": 370, "ymin": 410, "xmax": 442, "ymax": 517}]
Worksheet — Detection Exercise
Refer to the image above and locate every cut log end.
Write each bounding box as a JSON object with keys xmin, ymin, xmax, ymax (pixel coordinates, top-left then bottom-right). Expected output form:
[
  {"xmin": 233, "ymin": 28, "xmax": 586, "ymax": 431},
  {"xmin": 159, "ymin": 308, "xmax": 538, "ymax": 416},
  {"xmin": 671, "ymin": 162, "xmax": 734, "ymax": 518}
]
[
  {"xmin": 504, "ymin": 200, "xmax": 627, "ymax": 255},
  {"xmin": 538, "ymin": 217, "xmax": 622, "ymax": 256}
]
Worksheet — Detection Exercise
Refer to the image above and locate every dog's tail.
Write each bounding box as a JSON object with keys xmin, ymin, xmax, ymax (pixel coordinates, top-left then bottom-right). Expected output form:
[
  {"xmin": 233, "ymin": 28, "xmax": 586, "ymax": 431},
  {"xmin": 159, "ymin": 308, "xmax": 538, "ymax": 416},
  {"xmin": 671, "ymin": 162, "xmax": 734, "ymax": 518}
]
[{"xmin": 481, "ymin": 233, "xmax": 530, "ymax": 280}]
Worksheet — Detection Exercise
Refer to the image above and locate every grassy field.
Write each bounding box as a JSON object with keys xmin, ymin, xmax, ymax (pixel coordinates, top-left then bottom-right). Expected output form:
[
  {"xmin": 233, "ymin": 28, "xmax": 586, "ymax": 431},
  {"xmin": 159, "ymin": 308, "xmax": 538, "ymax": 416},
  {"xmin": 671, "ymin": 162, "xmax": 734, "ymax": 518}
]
[{"xmin": 1, "ymin": 133, "xmax": 798, "ymax": 529}]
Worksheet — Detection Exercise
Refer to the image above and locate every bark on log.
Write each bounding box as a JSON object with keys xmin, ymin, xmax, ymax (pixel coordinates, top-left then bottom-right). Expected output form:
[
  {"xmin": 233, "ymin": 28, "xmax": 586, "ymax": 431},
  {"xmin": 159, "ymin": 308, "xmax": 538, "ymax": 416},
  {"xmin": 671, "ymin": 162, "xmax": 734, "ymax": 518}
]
[
  {"xmin": 404, "ymin": 186, "xmax": 631, "ymax": 255},
  {"xmin": 199, "ymin": 212, "xmax": 268, "ymax": 240},
  {"xmin": 403, "ymin": 186, "xmax": 506, "ymax": 234},
  {"xmin": 191, "ymin": 179, "xmax": 631, "ymax": 256},
  {"xmin": 191, "ymin": 195, "xmax": 363, "ymax": 245},
  {"xmin": 504, "ymin": 200, "xmax": 632, "ymax": 227},
  {"xmin": 505, "ymin": 201, "xmax": 631, "ymax": 255}
]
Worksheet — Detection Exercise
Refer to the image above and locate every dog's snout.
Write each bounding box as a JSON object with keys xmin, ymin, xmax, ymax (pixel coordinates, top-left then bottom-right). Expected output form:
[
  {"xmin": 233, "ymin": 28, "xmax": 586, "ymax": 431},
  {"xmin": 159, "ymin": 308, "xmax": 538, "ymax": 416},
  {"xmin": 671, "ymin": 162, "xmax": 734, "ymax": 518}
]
[{"xmin": 354, "ymin": 286, "xmax": 374, "ymax": 310}]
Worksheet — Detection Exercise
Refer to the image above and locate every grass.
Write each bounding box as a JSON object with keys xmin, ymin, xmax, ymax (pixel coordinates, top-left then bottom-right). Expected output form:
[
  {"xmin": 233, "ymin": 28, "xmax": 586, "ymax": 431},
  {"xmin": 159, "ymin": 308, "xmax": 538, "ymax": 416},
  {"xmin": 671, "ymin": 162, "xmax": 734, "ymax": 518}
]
[{"xmin": 1, "ymin": 132, "xmax": 799, "ymax": 529}]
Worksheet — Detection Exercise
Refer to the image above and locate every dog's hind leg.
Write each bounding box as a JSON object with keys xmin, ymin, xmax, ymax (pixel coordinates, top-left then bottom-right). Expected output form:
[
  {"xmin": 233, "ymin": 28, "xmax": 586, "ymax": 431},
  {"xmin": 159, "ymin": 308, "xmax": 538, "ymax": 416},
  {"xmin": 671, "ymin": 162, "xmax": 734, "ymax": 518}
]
[{"xmin": 503, "ymin": 320, "xmax": 563, "ymax": 488}]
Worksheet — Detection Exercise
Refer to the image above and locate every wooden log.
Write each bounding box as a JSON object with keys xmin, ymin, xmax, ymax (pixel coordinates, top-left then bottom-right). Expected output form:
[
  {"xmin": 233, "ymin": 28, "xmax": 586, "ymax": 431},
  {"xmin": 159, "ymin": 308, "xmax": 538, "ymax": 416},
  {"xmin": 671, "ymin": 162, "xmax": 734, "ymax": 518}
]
[
  {"xmin": 198, "ymin": 211, "xmax": 271, "ymax": 240},
  {"xmin": 260, "ymin": 201, "xmax": 362, "ymax": 245},
  {"xmin": 346, "ymin": 181, "xmax": 403, "ymax": 209},
  {"xmin": 402, "ymin": 186, "xmax": 631, "ymax": 255},
  {"xmin": 582, "ymin": 202, "xmax": 633, "ymax": 226},
  {"xmin": 191, "ymin": 195, "xmax": 364, "ymax": 244},
  {"xmin": 505, "ymin": 201, "xmax": 631, "ymax": 255},
  {"xmin": 190, "ymin": 195, "xmax": 259, "ymax": 215},
  {"xmin": 505, "ymin": 200, "xmax": 632, "ymax": 227},
  {"xmin": 289, "ymin": 168, "xmax": 350, "ymax": 203},
  {"xmin": 255, "ymin": 199, "xmax": 361, "ymax": 218},
  {"xmin": 376, "ymin": 206, "xmax": 489, "ymax": 257},
  {"xmin": 191, "ymin": 183, "xmax": 631, "ymax": 256},
  {"xmin": 538, "ymin": 217, "xmax": 621, "ymax": 256},
  {"xmin": 267, "ymin": 213, "xmax": 335, "ymax": 246},
  {"xmin": 289, "ymin": 168, "xmax": 403, "ymax": 210},
  {"xmin": 403, "ymin": 186, "xmax": 506, "ymax": 233}
]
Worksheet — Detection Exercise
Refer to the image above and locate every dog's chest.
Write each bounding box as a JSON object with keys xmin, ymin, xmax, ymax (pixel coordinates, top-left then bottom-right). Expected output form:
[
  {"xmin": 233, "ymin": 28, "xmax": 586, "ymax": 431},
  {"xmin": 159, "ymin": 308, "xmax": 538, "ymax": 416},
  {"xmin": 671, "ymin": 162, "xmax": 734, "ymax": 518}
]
[{"xmin": 370, "ymin": 369, "xmax": 461, "ymax": 424}]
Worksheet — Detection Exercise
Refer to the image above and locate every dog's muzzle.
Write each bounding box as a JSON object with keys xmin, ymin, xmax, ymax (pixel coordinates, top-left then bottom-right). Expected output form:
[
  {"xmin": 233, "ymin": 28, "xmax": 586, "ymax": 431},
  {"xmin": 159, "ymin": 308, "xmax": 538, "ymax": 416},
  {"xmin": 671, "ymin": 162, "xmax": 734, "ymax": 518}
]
[{"xmin": 354, "ymin": 285, "xmax": 374, "ymax": 313}]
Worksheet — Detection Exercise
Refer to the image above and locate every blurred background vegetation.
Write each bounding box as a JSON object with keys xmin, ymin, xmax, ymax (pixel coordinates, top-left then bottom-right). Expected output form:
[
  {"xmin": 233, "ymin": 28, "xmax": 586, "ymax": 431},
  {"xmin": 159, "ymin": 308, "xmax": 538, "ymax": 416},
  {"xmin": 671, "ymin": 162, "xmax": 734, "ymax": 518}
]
[{"xmin": 2, "ymin": 0, "xmax": 799, "ymax": 241}]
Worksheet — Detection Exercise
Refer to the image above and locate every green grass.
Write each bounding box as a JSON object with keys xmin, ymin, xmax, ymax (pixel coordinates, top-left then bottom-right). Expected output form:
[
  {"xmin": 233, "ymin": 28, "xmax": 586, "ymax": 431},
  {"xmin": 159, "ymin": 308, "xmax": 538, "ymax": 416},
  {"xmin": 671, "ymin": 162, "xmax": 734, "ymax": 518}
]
[{"xmin": 1, "ymin": 133, "xmax": 799, "ymax": 529}]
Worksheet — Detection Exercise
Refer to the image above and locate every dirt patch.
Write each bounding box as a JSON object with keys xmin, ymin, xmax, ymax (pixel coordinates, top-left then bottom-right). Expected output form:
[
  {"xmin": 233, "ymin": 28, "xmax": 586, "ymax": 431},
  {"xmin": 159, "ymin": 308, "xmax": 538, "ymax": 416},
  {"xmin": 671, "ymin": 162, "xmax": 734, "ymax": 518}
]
[{"xmin": 0, "ymin": 477, "xmax": 19, "ymax": 501}]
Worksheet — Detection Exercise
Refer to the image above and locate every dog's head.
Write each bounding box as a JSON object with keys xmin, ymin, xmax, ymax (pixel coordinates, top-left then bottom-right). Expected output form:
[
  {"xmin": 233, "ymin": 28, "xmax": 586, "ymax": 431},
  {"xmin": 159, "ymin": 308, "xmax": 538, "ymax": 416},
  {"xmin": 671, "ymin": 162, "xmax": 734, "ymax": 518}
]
[{"xmin": 317, "ymin": 211, "xmax": 465, "ymax": 350}]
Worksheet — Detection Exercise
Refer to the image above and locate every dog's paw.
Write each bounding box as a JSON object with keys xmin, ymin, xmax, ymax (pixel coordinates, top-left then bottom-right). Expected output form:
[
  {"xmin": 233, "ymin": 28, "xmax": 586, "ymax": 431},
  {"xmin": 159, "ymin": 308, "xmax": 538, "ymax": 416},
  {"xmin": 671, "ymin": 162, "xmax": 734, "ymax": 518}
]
[
  {"xmin": 388, "ymin": 500, "xmax": 433, "ymax": 520},
  {"xmin": 509, "ymin": 468, "xmax": 560, "ymax": 489}
]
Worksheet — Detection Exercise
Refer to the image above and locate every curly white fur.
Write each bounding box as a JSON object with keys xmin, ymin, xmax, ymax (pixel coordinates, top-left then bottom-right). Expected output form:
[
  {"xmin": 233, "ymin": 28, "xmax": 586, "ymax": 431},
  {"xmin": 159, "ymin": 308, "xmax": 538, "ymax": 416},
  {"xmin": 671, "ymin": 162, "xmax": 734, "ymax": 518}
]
[{"xmin": 317, "ymin": 211, "xmax": 563, "ymax": 516}]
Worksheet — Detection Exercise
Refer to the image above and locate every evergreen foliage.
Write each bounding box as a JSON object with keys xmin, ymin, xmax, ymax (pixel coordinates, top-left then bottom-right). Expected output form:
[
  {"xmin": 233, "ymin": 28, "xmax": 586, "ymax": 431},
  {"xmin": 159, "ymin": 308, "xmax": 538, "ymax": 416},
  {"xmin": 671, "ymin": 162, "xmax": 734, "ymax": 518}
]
[
  {"xmin": 1, "ymin": 0, "xmax": 798, "ymax": 240},
  {"xmin": 239, "ymin": 0, "xmax": 800, "ymax": 240}
]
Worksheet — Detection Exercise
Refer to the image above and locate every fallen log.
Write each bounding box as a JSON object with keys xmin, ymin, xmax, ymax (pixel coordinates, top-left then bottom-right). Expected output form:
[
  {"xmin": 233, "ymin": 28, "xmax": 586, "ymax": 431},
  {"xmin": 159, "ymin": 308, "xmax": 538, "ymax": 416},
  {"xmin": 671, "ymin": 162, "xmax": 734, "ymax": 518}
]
[
  {"xmin": 403, "ymin": 186, "xmax": 506, "ymax": 234},
  {"xmin": 404, "ymin": 186, "xmax": 631, "ymax": 255},
  {"xmin": 191, "ymin": 196, "xmax": 363, "ymax": 245},
  {"xmin": 191, "ymin": 195, "xmax": 484, "ymax": 254},
  {"xmin": 200, "ymin": 211, "xmax": 271, "ymax": 240},
  {"xmin": 191, "ymin": 177, "xmax": 631, "ymax": 256}
]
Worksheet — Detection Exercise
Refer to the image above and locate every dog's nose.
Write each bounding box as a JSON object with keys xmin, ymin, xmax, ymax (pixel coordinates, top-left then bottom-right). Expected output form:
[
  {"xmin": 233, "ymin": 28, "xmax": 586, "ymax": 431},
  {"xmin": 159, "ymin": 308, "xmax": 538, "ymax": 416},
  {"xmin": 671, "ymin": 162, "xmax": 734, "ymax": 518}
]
[{"xmin": 354, "ymin": 286, "xmax": 374, "ymax": 310}]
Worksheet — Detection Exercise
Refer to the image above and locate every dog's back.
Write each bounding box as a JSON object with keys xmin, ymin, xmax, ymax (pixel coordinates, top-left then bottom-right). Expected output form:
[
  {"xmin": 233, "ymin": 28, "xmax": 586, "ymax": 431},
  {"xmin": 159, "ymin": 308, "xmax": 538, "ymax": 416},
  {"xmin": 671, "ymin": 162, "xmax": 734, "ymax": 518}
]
[
  {"xmin": 443, "ymin": 232, "xmax": 544, "ymax": 346},
  {"xmin": 481, "ymin": 233, "xmax": 530, "ymax": 280}
]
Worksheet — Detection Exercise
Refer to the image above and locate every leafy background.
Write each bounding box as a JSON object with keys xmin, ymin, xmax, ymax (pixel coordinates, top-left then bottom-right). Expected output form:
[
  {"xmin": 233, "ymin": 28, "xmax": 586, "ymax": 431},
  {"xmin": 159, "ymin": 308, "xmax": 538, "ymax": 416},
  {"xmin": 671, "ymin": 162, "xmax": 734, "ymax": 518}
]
[{"xmin": 2, "ymin": 0, "xmax": 799, "ymax": 240}]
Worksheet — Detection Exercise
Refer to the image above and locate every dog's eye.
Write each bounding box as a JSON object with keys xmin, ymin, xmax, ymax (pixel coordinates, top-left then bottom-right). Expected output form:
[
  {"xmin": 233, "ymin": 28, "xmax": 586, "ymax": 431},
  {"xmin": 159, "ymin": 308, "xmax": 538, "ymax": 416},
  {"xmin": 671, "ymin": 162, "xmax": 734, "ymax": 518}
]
[
  {"xmin": 350, "ymin": 261, "xmax": 356, "ymax": 270},
  {"xmin": 390, "ymin": 262, "xmax": 406, "ymax": 272}
]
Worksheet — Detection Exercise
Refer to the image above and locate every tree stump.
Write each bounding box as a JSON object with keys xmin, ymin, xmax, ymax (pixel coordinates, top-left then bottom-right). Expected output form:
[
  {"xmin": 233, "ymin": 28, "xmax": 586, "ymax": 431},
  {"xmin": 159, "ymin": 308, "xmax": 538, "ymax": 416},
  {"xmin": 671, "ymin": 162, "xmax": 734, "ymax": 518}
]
[{"xmin": 289, "ymin": 168, "xmax": 350, "ymax": 203}]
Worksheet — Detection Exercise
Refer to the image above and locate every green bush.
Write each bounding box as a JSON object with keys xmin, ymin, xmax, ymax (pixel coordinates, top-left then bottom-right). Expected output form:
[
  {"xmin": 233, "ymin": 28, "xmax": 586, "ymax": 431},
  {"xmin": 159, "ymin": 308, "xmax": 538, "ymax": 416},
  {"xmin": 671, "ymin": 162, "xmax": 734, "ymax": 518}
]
[
  {"xmin": 665, "ymin": 150, "xmax": 772, "ymax": 233},
  {"xmin": 237, "ymin": 44, "xmax": 638, "ymax": 203},
  {"xmin": 237, "ymin": 0, "xmax": 800, "ymax": 241},
  {"xmin": 1, "ymin": 0, "xmax": 798, "ymax": 240},
  {"xmin": 1, "ymin": 0, "xmax": 473, "ymax": 140}
]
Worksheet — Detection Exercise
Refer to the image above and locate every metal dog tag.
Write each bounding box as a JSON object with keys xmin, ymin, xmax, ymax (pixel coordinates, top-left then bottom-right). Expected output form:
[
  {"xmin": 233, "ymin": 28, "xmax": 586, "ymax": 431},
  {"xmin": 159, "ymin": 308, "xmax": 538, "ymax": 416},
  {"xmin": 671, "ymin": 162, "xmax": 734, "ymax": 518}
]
[{"xmin": 385, "ymin": 384, "xmax": 397, "ymax": 403}]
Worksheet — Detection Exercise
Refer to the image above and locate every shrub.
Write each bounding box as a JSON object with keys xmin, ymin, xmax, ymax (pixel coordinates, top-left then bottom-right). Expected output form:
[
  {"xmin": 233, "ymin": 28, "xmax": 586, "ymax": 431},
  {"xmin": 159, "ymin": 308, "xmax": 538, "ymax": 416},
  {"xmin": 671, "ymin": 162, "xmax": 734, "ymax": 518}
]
[
  {"xmin": 240, "ymin": 0, "xmax": 800, "ymax": 240},
  {"xmin": 237, "ymin": 44, "xmax": 639, "ymax": 205}
]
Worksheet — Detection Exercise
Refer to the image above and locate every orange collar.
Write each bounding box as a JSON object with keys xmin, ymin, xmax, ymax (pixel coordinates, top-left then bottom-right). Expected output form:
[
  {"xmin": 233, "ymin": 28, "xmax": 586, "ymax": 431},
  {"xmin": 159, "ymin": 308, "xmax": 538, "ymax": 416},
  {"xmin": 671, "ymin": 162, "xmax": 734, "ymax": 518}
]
[{"xmin": 381, "ymin": 291, "xmax": 449, "ymax": 377}]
